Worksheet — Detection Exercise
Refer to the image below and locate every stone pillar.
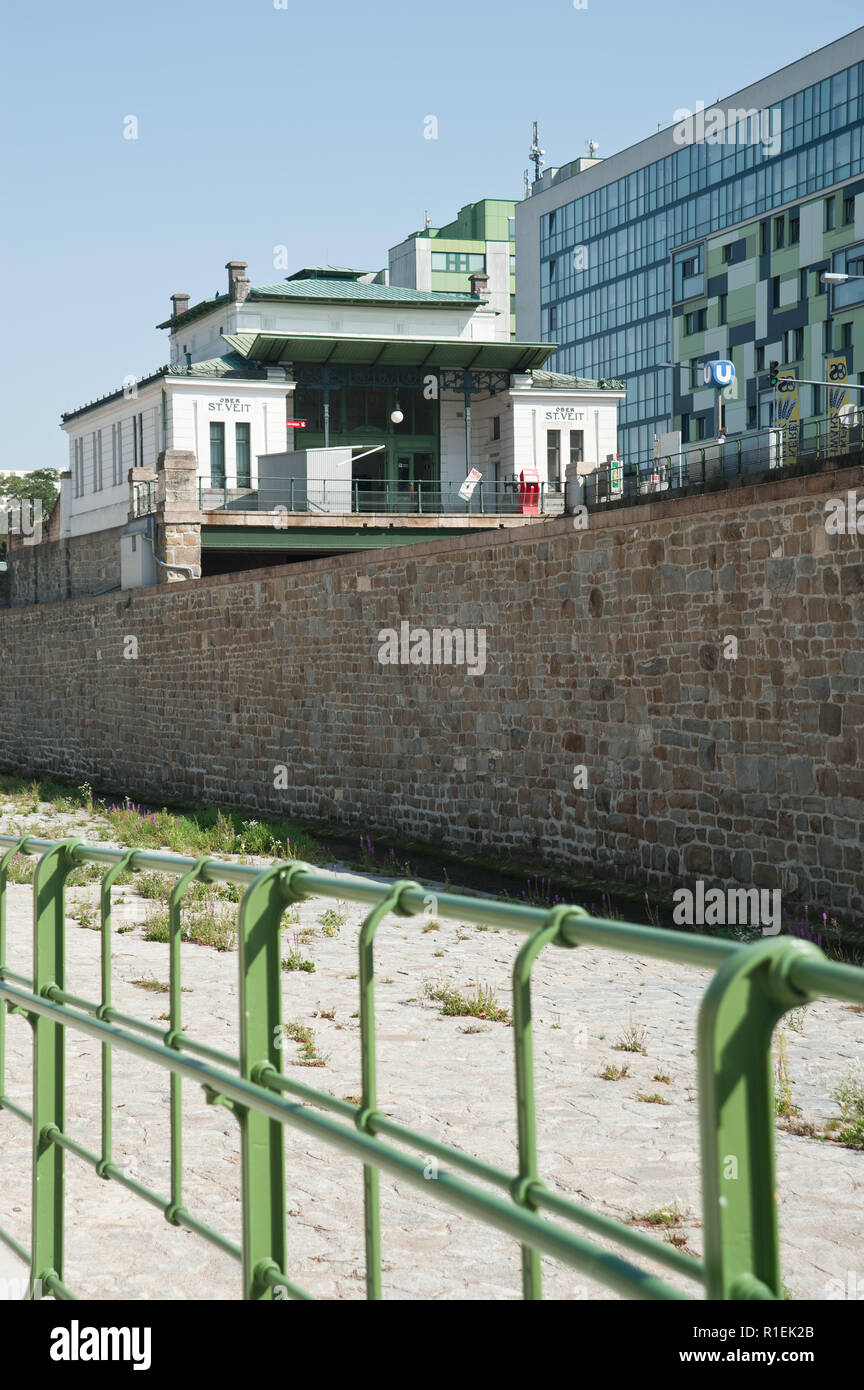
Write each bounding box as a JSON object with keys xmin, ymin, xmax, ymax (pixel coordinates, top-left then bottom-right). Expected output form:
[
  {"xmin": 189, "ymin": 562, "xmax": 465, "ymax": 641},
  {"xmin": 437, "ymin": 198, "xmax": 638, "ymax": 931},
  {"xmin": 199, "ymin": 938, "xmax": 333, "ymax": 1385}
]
[
  {"xmin": 154, "ymin": 450, "xmax": 203, "ymax": 583},
  {"xmin": 128, "ymin": 465, "xmax": 157, "ymax": 522}
]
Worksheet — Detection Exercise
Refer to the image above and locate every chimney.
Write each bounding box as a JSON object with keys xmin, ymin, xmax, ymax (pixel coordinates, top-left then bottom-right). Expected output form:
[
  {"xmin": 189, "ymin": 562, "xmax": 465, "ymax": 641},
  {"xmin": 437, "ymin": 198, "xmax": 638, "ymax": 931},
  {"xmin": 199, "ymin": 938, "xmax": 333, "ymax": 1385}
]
[
  {"xmin": 171, "ymin": 292, "xmax": 190, "ymax": 318},
  {"xmin": 469, "ymin": 272, "xmax": 491, "ymax": 302},
  {"xmin": 226, "ymin": 260, "xmax": 250, "ymax": 302}
]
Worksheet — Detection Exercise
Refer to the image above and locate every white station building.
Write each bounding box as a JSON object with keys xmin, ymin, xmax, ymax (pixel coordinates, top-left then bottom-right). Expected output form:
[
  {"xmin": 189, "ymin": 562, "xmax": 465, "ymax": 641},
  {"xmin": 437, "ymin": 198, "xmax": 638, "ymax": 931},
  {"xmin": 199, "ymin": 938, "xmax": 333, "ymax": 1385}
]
[{"xmin": 59, "ymin": 261, "xmax": 624, "ymax": 537}]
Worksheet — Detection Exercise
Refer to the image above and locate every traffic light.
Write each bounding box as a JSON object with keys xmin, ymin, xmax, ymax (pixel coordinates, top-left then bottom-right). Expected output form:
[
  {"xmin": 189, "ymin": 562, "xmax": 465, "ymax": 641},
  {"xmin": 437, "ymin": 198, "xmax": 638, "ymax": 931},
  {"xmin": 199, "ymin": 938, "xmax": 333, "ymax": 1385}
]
[{"xmin": 769, "ymin": 360, "xmax": 780, "ymax": 387}]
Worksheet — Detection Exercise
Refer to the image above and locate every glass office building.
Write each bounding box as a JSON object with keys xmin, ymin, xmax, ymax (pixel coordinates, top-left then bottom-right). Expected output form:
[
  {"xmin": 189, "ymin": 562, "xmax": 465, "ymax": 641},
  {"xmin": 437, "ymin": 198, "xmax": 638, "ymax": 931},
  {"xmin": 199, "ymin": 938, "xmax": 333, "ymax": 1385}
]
[{"xmin": 516, "ymin": 29, "xmax": 864, "ymax": 460}]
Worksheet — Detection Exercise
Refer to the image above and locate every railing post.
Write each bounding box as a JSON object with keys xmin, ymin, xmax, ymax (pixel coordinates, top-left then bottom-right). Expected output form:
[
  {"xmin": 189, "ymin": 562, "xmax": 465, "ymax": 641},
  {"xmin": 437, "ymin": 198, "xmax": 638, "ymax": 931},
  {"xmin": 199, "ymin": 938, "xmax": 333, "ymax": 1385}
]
[
  {"xmin": 697, "ymin": 936, "xmax": 822, "ymax": 1300},
  {"xmin": 236, "ymin": 864, "xmax": 302, "ymax": 1299},
  {"xmin": 0, "ymin": 837, "xmax": 32, "ymax": 1118},
  {"xmin": 31, "ymin": 840, "xmax": 82, "ymax": 1300},
  {"xmin": 97, "ymin": 850, "xmax": 139, "ymax": 1179},
  {"xmin": 512, "ymin": 906, "xmax": 584, "ymax": 1299},
  {"xmin": 357, "ymin": 880, "xmax": 424, "ymax": 1300}
]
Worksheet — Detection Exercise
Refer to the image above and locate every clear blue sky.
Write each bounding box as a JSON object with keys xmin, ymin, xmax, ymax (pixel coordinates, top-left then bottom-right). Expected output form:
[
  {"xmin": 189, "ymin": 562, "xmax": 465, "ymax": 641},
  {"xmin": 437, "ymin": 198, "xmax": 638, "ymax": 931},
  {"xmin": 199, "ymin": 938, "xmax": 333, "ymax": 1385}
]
[{"xmin": 2, "ymin": 0, "xmax": 861, "ymax": 472}]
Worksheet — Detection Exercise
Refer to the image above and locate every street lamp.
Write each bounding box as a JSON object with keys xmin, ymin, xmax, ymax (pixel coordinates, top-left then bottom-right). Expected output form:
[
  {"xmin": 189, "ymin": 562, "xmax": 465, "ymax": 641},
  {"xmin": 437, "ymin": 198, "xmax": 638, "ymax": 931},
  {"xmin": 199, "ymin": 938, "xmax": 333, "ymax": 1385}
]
[
  {"xmin": 390, "ymin": 405, "xmax": 404, "ymax": 424},
  {"xmin": 821, "ymin": 271, "xmax": 864, "ymax": 284}
]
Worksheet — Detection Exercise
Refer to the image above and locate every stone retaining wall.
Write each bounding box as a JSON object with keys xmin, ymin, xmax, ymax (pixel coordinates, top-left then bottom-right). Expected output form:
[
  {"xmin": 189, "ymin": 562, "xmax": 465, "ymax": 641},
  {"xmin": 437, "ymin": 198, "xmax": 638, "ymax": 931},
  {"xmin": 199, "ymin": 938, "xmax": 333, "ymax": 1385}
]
[{"xmin": 1, "ymin": 459, "xmax": 862, "ymax": 921}]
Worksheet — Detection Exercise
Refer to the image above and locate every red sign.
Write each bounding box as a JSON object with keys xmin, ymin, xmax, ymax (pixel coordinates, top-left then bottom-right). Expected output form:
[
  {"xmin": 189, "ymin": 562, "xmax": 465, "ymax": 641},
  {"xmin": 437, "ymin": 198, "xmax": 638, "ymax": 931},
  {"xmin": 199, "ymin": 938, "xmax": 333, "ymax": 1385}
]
[{"xmin": 286, "ymin": 419, "xmax": 307, "ymax": 429}]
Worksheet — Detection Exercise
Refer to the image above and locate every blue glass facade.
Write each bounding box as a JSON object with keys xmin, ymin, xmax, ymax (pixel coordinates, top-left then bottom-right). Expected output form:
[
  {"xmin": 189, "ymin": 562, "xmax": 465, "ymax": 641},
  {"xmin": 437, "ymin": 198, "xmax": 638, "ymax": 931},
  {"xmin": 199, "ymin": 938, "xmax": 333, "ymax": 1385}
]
[{"xmin": 539, "ymin": 60, "xmax": 864, "ymax": 458}]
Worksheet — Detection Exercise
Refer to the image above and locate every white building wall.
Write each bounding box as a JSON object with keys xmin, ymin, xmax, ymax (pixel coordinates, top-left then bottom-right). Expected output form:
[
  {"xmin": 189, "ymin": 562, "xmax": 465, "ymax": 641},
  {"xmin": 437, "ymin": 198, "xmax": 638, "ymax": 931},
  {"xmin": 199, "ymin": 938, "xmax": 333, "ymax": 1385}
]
[
  {"xmin": 62, "ymin": 379, "xmax": 294, "ymax": 534},
  {"xmin": 168, "ymin": 381, "xmax": 292, "ymax": 486},
  {"xmin": 62, "ymin": 384, "xmax": 164, "ymax": 537},
  {"xmin": 439, "ymin": 386, "xmax": 623, "ymax": 492},
  {"xmin": 172, "ymin": 297, "xmax": 495, "ymax": 364},
  {"xmin": 484, "ymin": 242, "xmax": 513, "ymax": 341}
]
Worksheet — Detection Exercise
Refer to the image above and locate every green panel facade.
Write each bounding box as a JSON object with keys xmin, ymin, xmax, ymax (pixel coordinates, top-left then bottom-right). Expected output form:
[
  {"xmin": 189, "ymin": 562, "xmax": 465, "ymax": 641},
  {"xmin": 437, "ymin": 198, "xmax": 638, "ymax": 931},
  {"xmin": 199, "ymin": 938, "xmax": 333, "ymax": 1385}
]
[{"xmin": 672, "ymin": 189, "xmax": 862, "ymax": 443}]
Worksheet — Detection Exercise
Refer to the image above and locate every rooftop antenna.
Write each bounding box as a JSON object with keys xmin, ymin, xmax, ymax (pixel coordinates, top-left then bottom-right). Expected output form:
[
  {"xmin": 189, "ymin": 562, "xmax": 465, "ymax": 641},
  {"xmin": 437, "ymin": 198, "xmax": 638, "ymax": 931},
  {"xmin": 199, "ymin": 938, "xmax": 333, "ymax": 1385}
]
[
  {"xmin": 585, "ymin": 139, "xmax": 598, "ymax": 158},
  {"xmin": 530, "ymin": 122, "xmax": 546, "ymax": 183},
  {"xmin": 523, "ymin": 168, "xmax": 532, "ymax": 199},
  {"xmin": 423, "ymin": 210, "xmax": 432, "ymax": 230}
]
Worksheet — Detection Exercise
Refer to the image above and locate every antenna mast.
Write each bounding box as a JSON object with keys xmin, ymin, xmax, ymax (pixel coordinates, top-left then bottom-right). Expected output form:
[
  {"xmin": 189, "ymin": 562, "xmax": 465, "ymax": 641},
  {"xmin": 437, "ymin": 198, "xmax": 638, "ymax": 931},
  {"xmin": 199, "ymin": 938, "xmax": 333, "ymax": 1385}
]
[{"xmin": 529, "ymin": 122, "xmax": 546, "ymax": 183}]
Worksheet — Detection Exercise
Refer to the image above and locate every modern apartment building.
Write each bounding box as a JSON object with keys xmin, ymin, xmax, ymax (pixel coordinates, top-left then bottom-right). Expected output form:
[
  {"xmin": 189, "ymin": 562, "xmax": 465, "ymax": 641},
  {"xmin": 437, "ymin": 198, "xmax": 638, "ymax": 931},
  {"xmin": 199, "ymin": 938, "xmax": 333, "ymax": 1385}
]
[
  {"xmin": 389, "ymin": 200, "xmax": 516, "ymax": 339},
  {"xmin": 516, "ymin": 28, "xmax": 864, "ymax": 459}
]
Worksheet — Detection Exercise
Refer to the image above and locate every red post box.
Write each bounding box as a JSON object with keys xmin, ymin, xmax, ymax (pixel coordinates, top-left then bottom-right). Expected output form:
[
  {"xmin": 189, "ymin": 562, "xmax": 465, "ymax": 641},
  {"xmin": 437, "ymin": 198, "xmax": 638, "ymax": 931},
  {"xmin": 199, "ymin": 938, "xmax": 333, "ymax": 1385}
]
[{"xmin": 518, "ymin": 468, "xmax": 540, "ymax": 515}]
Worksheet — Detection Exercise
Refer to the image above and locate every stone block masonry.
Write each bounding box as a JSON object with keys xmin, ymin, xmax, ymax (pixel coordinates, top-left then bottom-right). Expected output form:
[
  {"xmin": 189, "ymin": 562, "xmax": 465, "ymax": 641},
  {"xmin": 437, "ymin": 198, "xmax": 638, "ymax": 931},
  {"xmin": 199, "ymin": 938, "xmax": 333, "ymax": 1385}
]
[
  {"xmin": 0, "ymin": 459, "xmax": 863, "ymax": 923},
  {"xmin": 4, "ymin": 522, "xmax": 125, "ymax": 606}
]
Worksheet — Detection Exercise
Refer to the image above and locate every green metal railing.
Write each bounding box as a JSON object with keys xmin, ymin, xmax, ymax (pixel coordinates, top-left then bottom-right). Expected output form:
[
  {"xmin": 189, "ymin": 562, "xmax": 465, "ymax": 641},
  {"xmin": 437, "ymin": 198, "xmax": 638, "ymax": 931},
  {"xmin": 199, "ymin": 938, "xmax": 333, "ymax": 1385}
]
[{"xmin": 1, "ymin": 834, "xmax": 863, "ymax": 1301}]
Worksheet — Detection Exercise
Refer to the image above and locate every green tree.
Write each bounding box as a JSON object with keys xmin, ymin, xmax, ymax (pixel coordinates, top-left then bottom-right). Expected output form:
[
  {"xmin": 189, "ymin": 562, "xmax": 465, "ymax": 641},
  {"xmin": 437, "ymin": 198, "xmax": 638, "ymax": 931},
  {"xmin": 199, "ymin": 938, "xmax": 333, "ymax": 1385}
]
[
  {"xmin": 0, "ymin": 469, "xmax": 60, "ymax": 512},
  {"xmin": 0, "ymin": 469, "xmax": 60, "ymax": 560}
]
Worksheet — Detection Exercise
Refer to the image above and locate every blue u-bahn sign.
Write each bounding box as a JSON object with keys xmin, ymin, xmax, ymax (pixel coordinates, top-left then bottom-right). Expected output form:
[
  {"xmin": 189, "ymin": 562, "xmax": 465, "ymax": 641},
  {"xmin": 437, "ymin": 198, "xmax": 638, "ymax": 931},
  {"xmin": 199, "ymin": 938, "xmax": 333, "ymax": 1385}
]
[{"xmin": 703, "ymin": 359, "xmax": 736, "ymax": 388}]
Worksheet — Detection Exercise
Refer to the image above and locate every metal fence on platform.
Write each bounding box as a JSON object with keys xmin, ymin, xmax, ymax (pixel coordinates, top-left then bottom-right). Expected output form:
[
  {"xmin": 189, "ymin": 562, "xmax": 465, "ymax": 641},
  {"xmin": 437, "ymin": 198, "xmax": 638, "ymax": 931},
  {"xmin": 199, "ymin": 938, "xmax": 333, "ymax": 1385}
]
[
  {"xmin": 198, "ymin": 478, "xmax": 563, "ymax": 517},
  {"xmin": 2, "ymin": 834, "xmax": 862, "ymax": 1300}
]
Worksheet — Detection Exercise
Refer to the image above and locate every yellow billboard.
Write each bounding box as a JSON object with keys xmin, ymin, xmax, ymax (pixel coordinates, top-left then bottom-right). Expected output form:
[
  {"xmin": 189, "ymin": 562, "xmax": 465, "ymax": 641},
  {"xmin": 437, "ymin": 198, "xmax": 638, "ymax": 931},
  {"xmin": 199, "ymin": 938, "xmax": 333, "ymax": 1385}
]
[
  {"xmin": 775, "ymin": 371, "xmax": 800, "ymax": 464},
  {"xmin": 826, "ymin": 356, "xmax": 849, "ymax": 457}
]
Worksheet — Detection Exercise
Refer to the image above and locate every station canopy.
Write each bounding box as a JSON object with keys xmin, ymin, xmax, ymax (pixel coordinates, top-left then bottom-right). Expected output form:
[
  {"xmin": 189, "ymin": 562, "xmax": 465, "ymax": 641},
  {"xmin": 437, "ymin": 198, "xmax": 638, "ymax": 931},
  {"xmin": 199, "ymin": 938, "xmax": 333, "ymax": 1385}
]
[{"xmin": 222, "ymin": 331, "xmax": 555, "ymax": 373}]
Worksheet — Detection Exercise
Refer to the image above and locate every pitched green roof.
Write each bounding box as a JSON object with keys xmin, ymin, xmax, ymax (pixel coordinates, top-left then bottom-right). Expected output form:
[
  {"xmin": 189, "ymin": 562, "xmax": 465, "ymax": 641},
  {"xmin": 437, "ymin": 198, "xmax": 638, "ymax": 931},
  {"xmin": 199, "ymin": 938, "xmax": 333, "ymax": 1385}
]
[
  {"xmin": 157, "ymin": 278, "xmax": 483, "ymax": 330},
  {"xmin": 529, "ymin": 369, "xmax": 626, "ymax": 392},
  {"xmin": 62, "ymin": 355, "xmax": 270, "ymax": 422},
  {"xmin": 168, "ymin": 353, "xmax": 267, "ymax": 379},
  {"xmin": 285, "ymin": 266, "xmax": 374, "ymax": 280}
]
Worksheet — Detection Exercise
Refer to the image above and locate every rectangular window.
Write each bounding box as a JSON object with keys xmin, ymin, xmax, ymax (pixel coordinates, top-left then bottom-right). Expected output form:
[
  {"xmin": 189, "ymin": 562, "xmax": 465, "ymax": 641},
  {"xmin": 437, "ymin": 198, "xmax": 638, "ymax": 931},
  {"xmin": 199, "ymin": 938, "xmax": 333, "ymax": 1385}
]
[
  {"xmin": 430, "ymin": 251, "xmax": 486, "ymax": 274},
  {"xmin": 684, "ymin": 308, "xmax": 706, "ymax": 334},
  {"xmin": 789, "ymin": 213, "xmax": 800, "ymax": 244},
  {"xmin": 747, "ymin": 404, "xmax": 757, "ymax": 430},
  {"xmin": 73, "ymin": 438, "xmax": 84, "ymax": 497},
  {"xmin": 569, "ymin": 430, "xmax": 584, "ymax": 466},
  {"xmin": 694, "ymin": 416, "xmax": 707, "ymax": 441},
  {"xmin": 490, "ymin": 415, "xmax": 501, "ymax": 442},
  {"xmin": 756, "ymin": 345, "xmax": 765, "ymax": 370},
  {"xmin": 760, "ymin": 220, "xmax": 770, "ymax": 254},
  {"xmin": 210, "ymin": 421, "xmax": 226, "ymax": 487},
  {"xmin": 841, "ymin": 321, "xmax": 853, "ymax": 349},
  {"xmin": 774, "ymin": 215, "xmax": 785, "ymax": 250},
  {"xmin": 812, "ymin": 384, "xmax": 822, "ymax": 416},
  {"xmin": 843, "ymin": 196, "xmax": 855, "ymax": 225},
  {"xmin": 799, "ymin": 268, "xmax": 808, "ymax": 300},
  {"xmin": 92, "ymin": 429, "xmax": 103, "ymax": 491},
  {"xmin": 549, "ymin": 304, "xmax": 558, "ymax": 331},
  {"xmin": 718, "ymin": 293, "xmax": 727, "ymax": 325},
  {"xmin": 112, "ymin": 422, "xmax": 123, "ymax": 486},
  {"xmin": 722, "ymin": 243, "xmax": 734, "ymax": 264},
  {"xmin": 235, "ymin": 421, "xmax": 251, "ymax": 489},
  {"xmin": 672, "ymin": 244, "xmax": 704, "ymax": 302},
  {"xmin": 131, "ymin": 413, "xmax": 144, "ymax": 468},
  {"xmin": 680, "ymin": 413, "xmax": 690, "ymax": 444},
  {"xmin": 794, "ymin": 326, "xmax": 804, "ymax": 359},
  {"xmin": 824, "ymin": 197, "xmax": 836, "ymax": 231},
  {"xmin": 546, "ymin": 429, "xmax": 561, "ymax": 487}
]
